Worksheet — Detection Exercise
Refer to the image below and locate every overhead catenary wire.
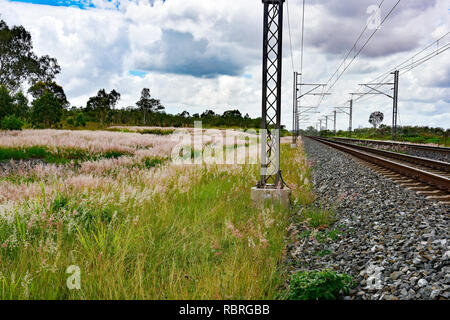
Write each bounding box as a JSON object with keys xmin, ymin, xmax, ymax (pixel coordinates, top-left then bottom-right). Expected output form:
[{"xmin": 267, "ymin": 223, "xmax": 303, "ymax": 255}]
[
  {"xmin": 316, "ymin": 0, "xmax": 401, "ymax": 112},
  {"xmin": 334, "ymin": 38, "xmax": 449, "ymax": 133},
  {"xmin": 286, "ymin": 0, "xmax": 295, "ymax": 71},
  {"xmin": 398, "ymin": 43, "xmax": 450, "ymax": 75},
  {"xmin": 324, "ymin": 0, "xmax": 386, "ymax": 89},
  {"xmin": 327, "ymin": 0, "xmax": 401, "ymax": 92},
  {"xmin": 367, "ymin": 32, "xmax": 449, "ymax": 84},
  {"xmin": 332, "ymin": 31, "xmax": 449, "ymax": 120},
  {"xmin": 353, "ymin": 39, "xmax": 450, "ymax": 103},
  {"xmin": 297, "ymin": 0, "xmax": 307, "ymax": 128},
  {"xmin": 299, "ymin": 0, "xmax": 305, "ymax": 78},
  {"xmin": 316, "ymin": 3, "xmax": 448, "ymax": 133},
  {"xmin": 354, "ymin": 43, "xmax": 450, "ymax": 105}
]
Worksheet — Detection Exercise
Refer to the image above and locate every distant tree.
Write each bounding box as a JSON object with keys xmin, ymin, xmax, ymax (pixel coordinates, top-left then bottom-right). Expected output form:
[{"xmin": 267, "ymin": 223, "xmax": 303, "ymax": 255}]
[
  {"xmin": 28, "ymin": 81, "xmax": 69, "ymax": 108},
  {"xmin": 136, "ymin": 88, "xmax": 164, "ymax": 125},
  {"xmin": 369, "ymin": 111, "xmax": 384, "ymax": 129},
  {"xmin": 27, "ymin": 81, "xmax": 68, "ymax": 127},
  {"xmin": 223, "ymin": 110, "xmax": 242, "ymax": 118},
  {"xmin": 0, "ymin": 85, "xmax": 13, "ymax": 121},
  {"xmin": 75, "ymin": 113, "xmax": 87, "ymax": 127},
  {"xmin": 0, "ymin": 20, "xmax": 60, "ymax": 92},
  {"xmin": 178, "ymin": 111, "xmax": 190, "ymax": 118},
  {"xmin": 31, "ymin": 91, "xmax": 63, "ymax": 127},
  {"xmin": 1, "ymin": 115, "xmax": 23, "ymax": 130},
  {"xmin": 12, "ymin": 91, "xmax": 29, "ymax": 119},
  {"xmin": 305, "ymin": 126, "xmax": 318, "ymax": 136},
  {"xmin": 86, "ymin": 89, "xmax": 121, "ymax": 124},
  {"xmin": 201, "ymin": 110, "xmax": 216, "ymax": 118}
]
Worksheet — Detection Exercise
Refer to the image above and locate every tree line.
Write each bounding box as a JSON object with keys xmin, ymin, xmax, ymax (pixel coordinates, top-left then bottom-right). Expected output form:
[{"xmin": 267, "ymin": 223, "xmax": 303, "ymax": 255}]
[
  {"xmin": 301, "ymin": 125, "xmax": 449, "ymax": 146},
  {"xmin": 0, "ymin": 19, "xmax": 262, "ymax": 130}
]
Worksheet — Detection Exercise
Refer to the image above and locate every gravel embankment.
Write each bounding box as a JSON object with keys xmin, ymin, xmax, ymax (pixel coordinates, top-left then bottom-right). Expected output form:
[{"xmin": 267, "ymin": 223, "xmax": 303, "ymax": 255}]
[{"xmin": 288, "ymin": 137, "xmax": 449, "ymax": 300}]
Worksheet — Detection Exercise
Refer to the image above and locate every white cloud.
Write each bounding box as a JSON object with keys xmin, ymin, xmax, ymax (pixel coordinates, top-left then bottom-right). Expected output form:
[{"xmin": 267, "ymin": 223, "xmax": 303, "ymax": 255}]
[{"xmin": 0, "ymin": 0, "xmax": 449, "ymax": 129}]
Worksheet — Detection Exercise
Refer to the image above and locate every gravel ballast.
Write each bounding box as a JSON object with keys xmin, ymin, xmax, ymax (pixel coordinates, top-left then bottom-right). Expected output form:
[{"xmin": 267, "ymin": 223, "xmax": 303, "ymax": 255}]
[
  {"xmin": 288, "ymin": 137, "xmax": 449, "ymax": 300},
  {"xmin": 404, "ymin": 149, "xmax": 450, "ymax": 163},
  {"xmin": 335, "ymin": 139, "xmax": 450, "ymax": 163}
]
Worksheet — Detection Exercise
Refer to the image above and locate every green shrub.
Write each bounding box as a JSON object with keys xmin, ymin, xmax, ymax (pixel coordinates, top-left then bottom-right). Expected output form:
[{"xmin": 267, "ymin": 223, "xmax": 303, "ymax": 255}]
[
  {"xmin": 298, "ymin": 207, "xmax": 335, "ymax": 229},
  {"xmin": 66, "ymin": 117, "xmax": 75, "ymax": 126},
  {"xmin": 1, "ymin": 115, "xmax": 24, "ymax": 130},
  {"xmin": 287, "ymin": 269, "xmax": 353, "ymax": 300},
  {"xmin": 142, "ymin": 157, "xmax": 164, "ymax": 169},
  {"xmin": 139, "ymin": 129, "xmax": 175, "ymax": 135},
  {"xmin": 75, "ymin": 113, "xmax": 87, "ymax": 127}
]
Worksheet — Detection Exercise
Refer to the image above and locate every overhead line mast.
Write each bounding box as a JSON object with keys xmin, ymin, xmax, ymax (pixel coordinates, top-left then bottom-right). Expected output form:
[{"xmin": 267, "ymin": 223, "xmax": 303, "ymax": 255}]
[{"xmin": 258, "ymin": 0, "xmax": 286, "ymax": 188}]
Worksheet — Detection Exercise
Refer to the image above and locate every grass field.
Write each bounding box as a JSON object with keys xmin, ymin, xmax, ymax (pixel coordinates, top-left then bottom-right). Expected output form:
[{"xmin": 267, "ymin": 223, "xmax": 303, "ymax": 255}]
[{"xmin": 0, "ymin": 129, "xmax": 314, "ymax": 300}]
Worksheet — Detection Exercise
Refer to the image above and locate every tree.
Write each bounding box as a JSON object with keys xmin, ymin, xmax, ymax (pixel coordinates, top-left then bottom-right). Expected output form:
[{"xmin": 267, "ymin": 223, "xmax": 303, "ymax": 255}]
[
  {"xmin": 75, "ymin": 113, "xmax": 87, "ymax": 127},
  {"xmin": 304, "ymin": 126, "xmax": 318, "ymax": 136},
  {"xmin": 369, "ymin": 111, "xmax": 384, "ymax": 129},
  {"xmin": 201, "ymin": 110, "xmax": 216, "ymax": 118},
  {"xmin": 12, "ymin": 91, "xmax": 29, "ymax": 119},
  {"xmin": 136, "ymin": 88, "xmax": 164, "ymax": 125},
  {"xmin": 27, "ymin": 81, "xmax": 68, "ymax": 127},
  {"xmin": 86, "ymin": 89, "xmax": 121, "ymax": 124},
  {"xmin": 1, "ymin": 115, "xmax": 23, "ymax": 130},
  {"xmin": 223, "ymin": 110, "xmax": 242, "ymax": 119},
  {"xmin": 31, "ymin": 91, "xmax": 63, "ymax": 127},
  {"xmin": 0, "ymin": 20, "xmax": 60, "ymax": 92},
  {"xmin": 28, "ymin": 81, "xmax": 68, "ymax": 108},
  {"xmin": 0, "ymin": 85, "xmax": 13, "ymax": 121},
  {"xmin": 178, "ymin": 111, "xmax": 190, "ymax": 118}
]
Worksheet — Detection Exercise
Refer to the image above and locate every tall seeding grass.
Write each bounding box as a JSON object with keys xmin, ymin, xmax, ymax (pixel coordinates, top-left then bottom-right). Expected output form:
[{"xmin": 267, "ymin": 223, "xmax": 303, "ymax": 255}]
[{"xmin": 0, "ymin": 130, "xmax": 313, "ymax": 299}]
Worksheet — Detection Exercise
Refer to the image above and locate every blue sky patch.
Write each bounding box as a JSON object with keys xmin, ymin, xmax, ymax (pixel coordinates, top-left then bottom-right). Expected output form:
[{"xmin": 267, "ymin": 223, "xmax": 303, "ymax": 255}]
[
  {"xmin": 8, "ymin": 0, "xmax": 161, "ymax": 9},
  {"xmin": 129, "ymin": 70, "xmax": 148, "ymax": 78},
  {"xmin": 8, "ymin": 0, "xmax": 120, "ymax": 9}
]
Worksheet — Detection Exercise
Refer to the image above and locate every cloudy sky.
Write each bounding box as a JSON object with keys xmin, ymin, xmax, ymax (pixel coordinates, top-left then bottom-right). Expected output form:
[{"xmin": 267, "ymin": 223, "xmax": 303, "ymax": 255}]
[{"xmin": 1, "ymin": 0, "xmax": 449, "ymax": 130}]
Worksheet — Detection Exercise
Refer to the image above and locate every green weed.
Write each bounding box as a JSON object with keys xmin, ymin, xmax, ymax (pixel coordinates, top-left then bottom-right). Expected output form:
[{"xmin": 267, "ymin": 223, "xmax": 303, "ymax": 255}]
[{"xmin": 287, "ymin": 269, "xmax": 353, "ymax": 300}]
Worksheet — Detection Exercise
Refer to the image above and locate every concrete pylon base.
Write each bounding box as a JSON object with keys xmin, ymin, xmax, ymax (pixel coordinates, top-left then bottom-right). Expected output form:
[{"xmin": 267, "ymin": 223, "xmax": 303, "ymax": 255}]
[{"xmin": 251, "ymin": 186, "xmax": 291, "ymax": 209}]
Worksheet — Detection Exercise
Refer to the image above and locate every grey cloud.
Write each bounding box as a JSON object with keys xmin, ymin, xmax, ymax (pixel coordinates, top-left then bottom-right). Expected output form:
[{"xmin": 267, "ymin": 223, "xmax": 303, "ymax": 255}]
[
  {"xmin": 305, "ymin": 0, "xmax": 438, "ymax": 58},
  {"xmin": 427, "ymin": 67, "xmax": 450, "ymax": 88},
  {"xmin": 134, "ymin": 29, "xmax": 248, "ymax": 78},
  {"xmin": 308, "ymin": 0, "xmax": 437, "ymax": 18}
]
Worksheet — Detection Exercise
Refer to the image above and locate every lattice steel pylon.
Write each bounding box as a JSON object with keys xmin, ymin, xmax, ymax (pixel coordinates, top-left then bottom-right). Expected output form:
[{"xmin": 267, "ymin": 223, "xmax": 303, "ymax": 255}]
[{"xmin": 258, "ymin": 0, "xmax": 285, "ymax": 189}]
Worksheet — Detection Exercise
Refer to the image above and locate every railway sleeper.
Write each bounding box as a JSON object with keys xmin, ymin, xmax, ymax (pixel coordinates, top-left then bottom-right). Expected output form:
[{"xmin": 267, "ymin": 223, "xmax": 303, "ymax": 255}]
[
  {"xmin": 408, "ymin": 186, "xmax": 434, "ymax": 191},
  {"xmin": 310, "ymin": 137, "xmax": 450, "ymax": 202},
  {"xmin": 415, "ymin": 190, "xmax": 443, "ymax": 195},
  {"xmin": 400, "ymin": 183, "xmax": 423, "ymax": 187},
  {"xmin": 426, "ymin": 195, "xmax": 450, "ymax": 200}
]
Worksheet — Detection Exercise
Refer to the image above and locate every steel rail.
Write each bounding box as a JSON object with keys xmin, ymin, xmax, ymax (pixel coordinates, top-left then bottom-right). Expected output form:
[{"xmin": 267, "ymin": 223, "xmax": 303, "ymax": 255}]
[
  {"xmin": 331, "ymin": 137, "xmax": 450, "ymax": 155},
  {"xmin": 307, "ymin": 137, "xmax": 450, "ymax": 192},
  {"xmin": 321, "ymin": 138, "xmax": 450, "ymax": 172}
]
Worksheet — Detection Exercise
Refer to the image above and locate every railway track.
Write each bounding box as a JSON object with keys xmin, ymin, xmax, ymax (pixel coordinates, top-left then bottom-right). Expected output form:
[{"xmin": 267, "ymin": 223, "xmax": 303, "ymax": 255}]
[
  {"xmin": 307, "ymin": 136, "xmax": 450, "ymax": 205},
  {"xmin": 331, "ymin": 137, "xmax": 450, "ymax": 155}
]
